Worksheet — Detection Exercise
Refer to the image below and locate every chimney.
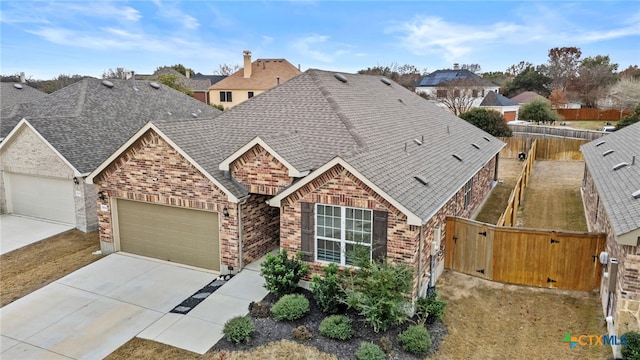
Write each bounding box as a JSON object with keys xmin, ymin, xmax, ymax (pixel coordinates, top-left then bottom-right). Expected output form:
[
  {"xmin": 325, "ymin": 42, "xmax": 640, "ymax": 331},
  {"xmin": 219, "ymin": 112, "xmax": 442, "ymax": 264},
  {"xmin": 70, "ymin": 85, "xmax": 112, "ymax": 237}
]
[
  {"xmin": 20, "ymin": 72, "xmax": 25, "ymax": 83},
  {"xmin": 243, "ymin": 50, "xmax": 252, "ymax": 78},
  {"xmin": 186, "ymin": 69, "xmax": 191, "ymax": 79},
  {"xmin": 453, "ymin": 63, "xmax": 460, "ymax": 70}
]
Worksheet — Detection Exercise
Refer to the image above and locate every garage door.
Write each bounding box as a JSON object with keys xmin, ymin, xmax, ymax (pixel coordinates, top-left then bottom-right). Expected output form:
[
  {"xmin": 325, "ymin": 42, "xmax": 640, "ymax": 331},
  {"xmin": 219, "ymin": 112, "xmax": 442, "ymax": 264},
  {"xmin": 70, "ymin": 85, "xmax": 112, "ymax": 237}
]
[
  {"xmin": 5, "ymin": 173, "xmax": 75, "ymax": 225},
  {"xmin": 504, "ymin": 111, "xmax": 517, "ymax": 121},
  {"xmin": 116, "ymin": 199, "xmax": 220, "ymax": 271}
]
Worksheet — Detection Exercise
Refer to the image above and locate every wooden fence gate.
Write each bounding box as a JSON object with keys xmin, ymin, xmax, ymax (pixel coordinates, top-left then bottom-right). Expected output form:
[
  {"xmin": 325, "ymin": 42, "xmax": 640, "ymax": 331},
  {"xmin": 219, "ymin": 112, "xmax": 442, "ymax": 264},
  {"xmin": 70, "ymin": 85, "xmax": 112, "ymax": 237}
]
[{"xmin": 445, "ymin": 217, "xmax": 606, "ymax": 291}]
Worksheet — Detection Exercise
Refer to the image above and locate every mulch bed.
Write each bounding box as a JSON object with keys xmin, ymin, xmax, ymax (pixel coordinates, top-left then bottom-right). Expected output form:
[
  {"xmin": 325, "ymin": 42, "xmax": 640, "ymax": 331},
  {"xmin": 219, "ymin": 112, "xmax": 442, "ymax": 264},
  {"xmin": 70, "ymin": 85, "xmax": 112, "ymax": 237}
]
[{"xmin": 211, "ymin": 288, "xmax": 447, "ymax": 359}]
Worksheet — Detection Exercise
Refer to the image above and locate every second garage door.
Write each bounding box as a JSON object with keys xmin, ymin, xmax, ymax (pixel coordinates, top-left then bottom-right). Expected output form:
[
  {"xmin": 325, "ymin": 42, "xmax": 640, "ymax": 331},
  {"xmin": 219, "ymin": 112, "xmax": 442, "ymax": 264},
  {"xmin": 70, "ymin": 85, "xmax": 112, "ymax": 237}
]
[
  {"xmin": 5, "ymin": 172, "xmax": 76, "ymax": 225},
  {"xmin": 116, "ymin": 199, "xmax": 220, "ymax": 271}
]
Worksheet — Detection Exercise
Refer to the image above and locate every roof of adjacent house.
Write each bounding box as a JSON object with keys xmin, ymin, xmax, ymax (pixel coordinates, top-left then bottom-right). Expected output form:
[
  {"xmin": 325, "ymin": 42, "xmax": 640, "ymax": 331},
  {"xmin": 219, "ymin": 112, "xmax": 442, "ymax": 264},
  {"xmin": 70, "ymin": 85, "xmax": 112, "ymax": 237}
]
[
  {"xmin": 416, "ymin": 69, "xmax": 497, "ymax": 88},
  {"xmin": 191, "ymin": 73, "xmax": 226, "ymax": 86},
  {"xmin": 152, "ymin": 69, "xmax": 505, "ymax": 222},
  {"xmin": 480, "ymin": 91, "xmax": 519, "ymax": 107},
  {"xmin": 510, "ymin": 91, "xmax": 545, "ymax": 104},
  {"xmin": 0, "ymin": 82, "xmax": 47, "ymax": 109},
  {"xmin": 208, "ymin": 59, "xmax": 301, "ymax": 91},
  {"xmin": 581, "ymin": 122, "xmax": 640, "ymax": 237},
  {"xmin": 0, "ymin": 78, "xmax": 221, "ymax": 174}
]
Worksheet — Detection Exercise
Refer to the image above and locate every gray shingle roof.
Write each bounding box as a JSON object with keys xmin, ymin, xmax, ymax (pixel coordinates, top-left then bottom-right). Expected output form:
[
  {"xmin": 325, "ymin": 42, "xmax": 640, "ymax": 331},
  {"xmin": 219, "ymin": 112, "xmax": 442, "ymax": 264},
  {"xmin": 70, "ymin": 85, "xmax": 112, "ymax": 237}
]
[
  {"xmin": 155, "ymin": 69, "xmax": 505, "ymax": 221},
  {"xmin": 1, "ymin": 82, "xmax": 47, "ymax": 109},
  {"xmin": 2, "ymin": 78, "xmax": 221, "ymax": 173},
  {"xmin": 417, "ymin": 69, "xmax": 496, "ymax": 88},
  {"xmin": 581, "ymin": 122, "xmax": 640, "ymax": 236},
  {"xmin": 480, "ymin": 91, "xmax": 519, "ymax": 107}
]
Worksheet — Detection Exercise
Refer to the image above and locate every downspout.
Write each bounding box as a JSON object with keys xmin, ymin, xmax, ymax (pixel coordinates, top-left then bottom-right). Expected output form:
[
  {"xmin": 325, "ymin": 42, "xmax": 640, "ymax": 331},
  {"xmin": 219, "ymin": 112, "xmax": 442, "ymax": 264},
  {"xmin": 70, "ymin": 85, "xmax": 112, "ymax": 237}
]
[{"xmin": 237, "ymin": 196, "xmax": 250, "ymax": 271}]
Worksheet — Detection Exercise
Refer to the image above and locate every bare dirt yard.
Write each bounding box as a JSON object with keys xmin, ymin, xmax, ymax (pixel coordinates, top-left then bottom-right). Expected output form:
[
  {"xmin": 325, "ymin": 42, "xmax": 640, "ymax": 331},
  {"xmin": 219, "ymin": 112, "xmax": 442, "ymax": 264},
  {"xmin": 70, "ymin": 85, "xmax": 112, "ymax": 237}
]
[
  {"xmin": 515, "ymin": 160, "xmax": 588, "ymax": 231},
  {"xmin": 474, "ymin": 158, "xmax": 524, "ymax": 224},
  {"xmin": 0, "ymin": 230, "xmax": 103, "ymax": 307}
]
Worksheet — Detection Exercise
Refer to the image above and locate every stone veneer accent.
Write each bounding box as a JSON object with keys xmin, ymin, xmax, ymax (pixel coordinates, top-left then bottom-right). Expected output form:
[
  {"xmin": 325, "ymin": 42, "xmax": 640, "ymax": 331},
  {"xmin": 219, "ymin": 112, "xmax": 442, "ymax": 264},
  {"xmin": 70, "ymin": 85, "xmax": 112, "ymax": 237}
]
[
  {"xmin": 94, "ymin": 130, "xmax": 240, "ymax": 269},
  {"xmin": 230, "ymin": 144, "xmax": 293, "ymax": 196}
]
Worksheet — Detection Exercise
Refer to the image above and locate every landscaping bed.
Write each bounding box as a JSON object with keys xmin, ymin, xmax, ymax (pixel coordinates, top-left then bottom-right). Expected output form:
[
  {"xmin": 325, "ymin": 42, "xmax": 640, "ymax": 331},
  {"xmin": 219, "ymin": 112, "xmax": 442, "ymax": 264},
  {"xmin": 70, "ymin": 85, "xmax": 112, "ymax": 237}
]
[{"xmin": 212, "ymin": 288, "xmax": 447, "ymax": 360}]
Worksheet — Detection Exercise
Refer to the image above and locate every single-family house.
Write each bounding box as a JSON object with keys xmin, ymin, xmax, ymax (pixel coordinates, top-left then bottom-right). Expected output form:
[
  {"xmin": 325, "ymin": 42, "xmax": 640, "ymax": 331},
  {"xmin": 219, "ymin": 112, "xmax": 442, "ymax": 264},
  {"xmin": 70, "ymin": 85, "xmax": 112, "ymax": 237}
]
[
  {"xmin": 136, "ymin": 68, "xmax": 225, "ymax": 104},
  {"xmin": 208, "ymin": 50, "xmax": 301, "ymax": 109},
  {"xmin": 480, "ymin": 91, "xmax": 520, "ymax": 121},
  {"xmin": 0, "ymin": 78, "xmax": 221, "ymax": 231},
  {"xmin": 581, "ymin": 122, "xmax": 640, "ymax": 356},
  {"xmin": 510, "ymin": 91, "xmax": 545, "ymax": 105},
  {"xmin": 87, "ymin": 69, "xmax": 505, "ymax": 296},
  {"xmin": 415, "ymin": 66, "xmax": 499, "ymax": 111}
]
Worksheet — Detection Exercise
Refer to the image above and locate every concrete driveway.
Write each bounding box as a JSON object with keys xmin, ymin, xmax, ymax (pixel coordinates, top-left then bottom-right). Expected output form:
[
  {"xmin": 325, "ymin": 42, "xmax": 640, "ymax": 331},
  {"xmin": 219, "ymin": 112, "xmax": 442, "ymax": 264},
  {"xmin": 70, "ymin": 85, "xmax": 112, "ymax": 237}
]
[
  {"xmin": 0, "ymin": 254, "xmax": 219, "ymax": 359},
  {"xmin": 0, "ymin": 215, "xmax": 74, "ymax": 255}
]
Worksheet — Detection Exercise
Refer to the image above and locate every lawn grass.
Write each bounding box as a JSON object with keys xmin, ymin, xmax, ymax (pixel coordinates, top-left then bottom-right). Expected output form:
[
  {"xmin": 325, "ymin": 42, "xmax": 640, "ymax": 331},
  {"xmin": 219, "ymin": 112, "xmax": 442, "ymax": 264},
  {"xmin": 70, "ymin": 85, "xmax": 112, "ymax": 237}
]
[{"xmin": 559, "ymin": 120, "xmax": 618, "ymax": 131}]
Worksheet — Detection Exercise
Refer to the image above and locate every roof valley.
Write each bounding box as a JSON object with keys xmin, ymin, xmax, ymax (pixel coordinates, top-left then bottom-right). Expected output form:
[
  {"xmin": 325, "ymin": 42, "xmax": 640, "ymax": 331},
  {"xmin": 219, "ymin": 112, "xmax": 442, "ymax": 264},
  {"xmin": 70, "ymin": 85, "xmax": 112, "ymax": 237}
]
[{"xmin": 74, "ymin": 79, "xmax": 88, "ymax": 117}]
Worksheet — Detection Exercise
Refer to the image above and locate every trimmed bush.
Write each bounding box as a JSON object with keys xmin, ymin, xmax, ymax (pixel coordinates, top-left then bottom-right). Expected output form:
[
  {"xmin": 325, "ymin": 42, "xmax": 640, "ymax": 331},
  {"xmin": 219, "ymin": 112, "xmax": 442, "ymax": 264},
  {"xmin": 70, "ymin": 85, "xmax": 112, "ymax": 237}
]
[
  {"xmin": 260, "ymin": 249, "xmax": 310, "ymax": 298},
  {"xmin": 222, "ymin": 316, "xmax": 254, "ymax": 344},
  {"xmin": 622, "ymin": 331, "xmax": 640, "ymax": 360},
  {"xmin": 311, "ymin": 263, "xmax": 344, "ymax": 314},
  {"xmin": 415, "ymin": 291, "xmax": 447, "ymax": 324},
  {"xmin": 398, "ymin": 325, "xmax": 432, "ymax": 355},
  {"xmin": 248, "ymin": 301, "xmax": 271, "ymax": 318},
  {"xmin": 271, "ymin": 294, "xmax": 310, "ymax": 321},
  {"xmin": 356, "ymin": 342, "xmax": 386, "ymax": 360},
  {"xmin": 291, "ymin": 325, "xmax": 313, "ymax": 341},
  {"xmin": 319, "ymin": 315, "xmax": 353, "ymax": 340}
]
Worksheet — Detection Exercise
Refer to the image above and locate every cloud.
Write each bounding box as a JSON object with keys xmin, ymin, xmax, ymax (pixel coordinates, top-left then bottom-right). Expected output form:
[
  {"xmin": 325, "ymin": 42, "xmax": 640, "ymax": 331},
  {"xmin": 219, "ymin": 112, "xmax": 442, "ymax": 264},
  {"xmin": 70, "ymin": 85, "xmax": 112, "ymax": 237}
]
[
  {"xmin": 151, "ymin": 0, "xmax": 199, "ymax": 30},
  {"xmin": 291, "ymin": 34, "xmax": 350, "ymax": 63},
  {"xmin": 262, "ymin": 35, "xmax": 274, "ymax": 46}
]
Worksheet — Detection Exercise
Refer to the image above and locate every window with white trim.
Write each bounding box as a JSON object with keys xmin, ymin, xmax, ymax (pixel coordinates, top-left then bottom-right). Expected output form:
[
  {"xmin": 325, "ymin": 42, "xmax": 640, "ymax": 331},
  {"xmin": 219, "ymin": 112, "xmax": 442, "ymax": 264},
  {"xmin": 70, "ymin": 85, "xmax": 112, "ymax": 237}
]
[{"xmin": 316, "ymin": 204, "xmax": 372, "ymax": 265}]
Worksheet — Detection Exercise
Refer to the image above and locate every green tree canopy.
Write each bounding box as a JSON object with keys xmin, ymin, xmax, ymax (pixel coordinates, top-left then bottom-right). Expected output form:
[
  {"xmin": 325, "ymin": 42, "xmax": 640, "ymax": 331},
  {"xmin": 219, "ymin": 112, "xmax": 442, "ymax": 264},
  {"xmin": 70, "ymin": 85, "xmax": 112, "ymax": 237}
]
[
  {"xmin": 157, "ymin": 73, "xmax": 193, "ymax": 96},
  {"xmin": 519, "ymin": 98, "xmax": 562, "ymax": 124},
  {"xmin": 459, "ymin": 108, "xmax": 512, "ymax": 137},
  {"xmin": 502, "ymin": 66, "xmax": 551, "ymax": 98},
  {"xmin": 616, "ymin": 103, "xmax": 640, "ymax": 130}
]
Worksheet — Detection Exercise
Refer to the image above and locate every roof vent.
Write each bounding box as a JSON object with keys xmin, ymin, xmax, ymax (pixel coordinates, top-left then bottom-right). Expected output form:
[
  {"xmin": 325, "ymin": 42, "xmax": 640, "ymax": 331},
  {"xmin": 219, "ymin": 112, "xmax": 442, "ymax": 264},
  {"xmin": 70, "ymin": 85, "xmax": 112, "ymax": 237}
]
[
  {"xmin": 13, "ymin": 83, "xmax": 23, "ymax": 89},
  {"xmin": 472, "ymin": 143, "xmax": 480, "ymax": 149},
  {"xmin": 150, "ymin": 82, "xmax": 161, "ymax": 89},
  {"xmin": 613, "ymin": 162, "xmax": 628, "ymax": 171},
  {"xmin": 414, "ymin": 138, "xmax": 423, "ymax": 146},
  {"xmin": 633, "ymin": 189, "xmax": 640, "ymax": 200},
  {"xmin": 414, "ymin": 176, "xmax": 429, "ymax": 186},
  {"xmin": 595, "ymin": 141, "xmax": 606, "ymax": 147},
  {"xmin": 483, "ymin": 136, "xmax": 491, "ymax": 142},
  {"xmin": 452, "ymin": 154, "xmax": 463, "ymax": 162},
  {"xmin": 191, "ymin": 113, "xmax": 198, "ymax": 118},
  {"xmin": 603, "ymin": 149, "xmax": 614, "ymax": 156},
  {"xmin": 381, "ymin": 78, "xmax": 392, "ymax": 86},
  {"xmin": 101, "ymin": 80, "xmax": 114, "ymax": 88},
  {"xmin": 334, "ymin": 73, "xmax": 348, "ymax": 83}
]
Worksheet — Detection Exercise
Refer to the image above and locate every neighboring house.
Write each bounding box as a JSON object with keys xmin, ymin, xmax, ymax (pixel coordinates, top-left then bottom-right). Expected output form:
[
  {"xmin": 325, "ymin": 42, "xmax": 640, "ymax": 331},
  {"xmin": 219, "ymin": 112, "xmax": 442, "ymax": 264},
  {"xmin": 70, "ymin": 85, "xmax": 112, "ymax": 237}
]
[
  {"xmin": 480, "ymin": 91, "xmax": 520, "ymax": 121},
  {"xmin": 136, "ymin": 68, "xmax": 226, "ymax": 104},
  {"xmin": 0, "ymin": 82, "xmax": 46, "ymax": 112},
  {"xmin": 0, "ymin": 78, "xmax": 221, "ymax": 231},
  {"xmin": 415, "ymin": 66, "xmax": 500, "ymax": 111},
  {"xmin": 87, "ymin": 70, "xmax": 504, "ymax": 296},
  {"xmin": 510, "ymin": 91, "xmax": 545, "ymax": 105},
  {"xmin": 581, "ymin": 122, "xmax": 640, "ymax": 357},
  {"xmin": 208, "ymin": 50, "xmax": 301, "ymax": 109}
]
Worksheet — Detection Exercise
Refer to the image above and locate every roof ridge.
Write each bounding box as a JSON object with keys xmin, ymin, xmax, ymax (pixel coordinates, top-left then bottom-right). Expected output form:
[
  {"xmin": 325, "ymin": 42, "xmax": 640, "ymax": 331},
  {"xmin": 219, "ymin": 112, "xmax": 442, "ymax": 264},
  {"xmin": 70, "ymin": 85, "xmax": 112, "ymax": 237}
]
[{"xmin": 310, "ymin": 71, "xmax": 368, "ymax": 152}]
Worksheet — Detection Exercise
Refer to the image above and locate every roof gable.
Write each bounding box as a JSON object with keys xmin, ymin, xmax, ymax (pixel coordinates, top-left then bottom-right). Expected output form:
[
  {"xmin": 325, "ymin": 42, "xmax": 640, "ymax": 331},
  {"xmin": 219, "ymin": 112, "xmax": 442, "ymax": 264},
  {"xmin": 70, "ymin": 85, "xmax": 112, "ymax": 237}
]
[
  {"xmin": 219, "ymin": 136, "xmax": 308, "ymax": 177},
  {"xmin": 209, "ymin": 59, "xmax": 301, "ymax": 90}
]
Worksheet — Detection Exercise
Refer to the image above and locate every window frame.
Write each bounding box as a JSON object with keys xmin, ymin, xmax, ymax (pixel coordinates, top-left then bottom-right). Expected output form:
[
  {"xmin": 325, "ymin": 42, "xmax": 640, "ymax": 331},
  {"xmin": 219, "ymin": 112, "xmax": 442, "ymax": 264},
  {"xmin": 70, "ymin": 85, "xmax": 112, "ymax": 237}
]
[
  {"xmin": 463, "ymin": 177, "xmax": 474, "ymax": 209},
  {"xmin": 315, "ymin": 204, "xmax": 373, "ymax": 266},
  {"xmin": 248, "ymin": 91, "xmax": 254, "ymax": 98},
  {"xmin": 219, "ymin": 91, "xmax": 233, "ymax": 102},
  {"xmin": 436, "ymin": 89, "xmax": 447, "ymax": 98}
]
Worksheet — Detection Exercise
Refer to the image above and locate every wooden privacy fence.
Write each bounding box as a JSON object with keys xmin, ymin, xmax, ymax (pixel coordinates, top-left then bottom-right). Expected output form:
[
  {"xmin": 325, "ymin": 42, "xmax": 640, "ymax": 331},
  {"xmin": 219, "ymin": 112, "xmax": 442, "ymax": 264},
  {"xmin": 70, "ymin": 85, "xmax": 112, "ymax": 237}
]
[
  {"xmin": 497, "ymin": 139, "xmax": 536, "ymax": 227},
  {"xmin": 445, "ymin": 217, "xmax": 606, "ymax": 291},
  {"xmin": 556, "ymin": 108, "xmax": 632, "ymax": 121},
  {"xmin": 508, "ymin": 124, "xmax": 605, "ymax": 141},
  {"xmin": 499, "ymin": 137, "xmax": 588, "ymax": 161}
]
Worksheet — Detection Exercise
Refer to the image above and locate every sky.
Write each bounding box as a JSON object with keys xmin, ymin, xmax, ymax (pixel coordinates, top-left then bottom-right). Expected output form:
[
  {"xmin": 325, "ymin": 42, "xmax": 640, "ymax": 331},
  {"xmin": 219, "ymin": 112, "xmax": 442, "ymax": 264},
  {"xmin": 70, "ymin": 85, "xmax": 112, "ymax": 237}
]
[{"xmin": 1, "ymin": 0, "xmax": 639, "ymax": 80}]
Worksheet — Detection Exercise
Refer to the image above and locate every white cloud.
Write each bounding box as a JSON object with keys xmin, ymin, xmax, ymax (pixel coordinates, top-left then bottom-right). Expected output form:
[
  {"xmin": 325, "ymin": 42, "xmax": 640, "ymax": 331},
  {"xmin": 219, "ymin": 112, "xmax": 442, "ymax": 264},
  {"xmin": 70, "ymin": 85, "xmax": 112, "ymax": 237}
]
[
  {"xmin": 151, "ymin": 0, "xmax": 199, "ymax": 30},
  {"xmin": 262, "ymin": 35, "xmax": 274, "ymax": 46},
  {"xmin": 291, "ymin": 34, "xmax": 350, "ymax": 63}
]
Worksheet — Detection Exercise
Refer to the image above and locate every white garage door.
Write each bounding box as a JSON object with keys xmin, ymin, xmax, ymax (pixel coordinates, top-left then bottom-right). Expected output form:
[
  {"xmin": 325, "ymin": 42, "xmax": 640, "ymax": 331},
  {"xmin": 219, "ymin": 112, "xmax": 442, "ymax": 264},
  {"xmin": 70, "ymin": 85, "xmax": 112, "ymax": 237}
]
[
  {"xmin": 6, "ymin": 173, "xmax": 76, "ymax": 225},
  {"xmin": 116, "ymin": 199, "xmax": 220, "ymax": 271}
]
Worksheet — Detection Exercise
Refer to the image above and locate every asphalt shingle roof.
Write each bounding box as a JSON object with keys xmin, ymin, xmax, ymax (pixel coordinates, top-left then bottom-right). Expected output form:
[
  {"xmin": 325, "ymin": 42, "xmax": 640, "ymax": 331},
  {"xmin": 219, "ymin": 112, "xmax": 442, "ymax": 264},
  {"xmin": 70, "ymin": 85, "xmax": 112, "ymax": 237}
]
[
  {"xmin": 480, "ymin": 91, "xmax": 519, "ymax": 107},
  {"xmin": 209, "ymin": 59, "xmax": 301, "ymax": 91},
  {"xmin": 581, "ymin": 122, "xmax": 640, "ymax": 236},
  {"xmin": 2, "ymin": 78, "xmax": 221, "ymax": 174},
  {"xmin": 510, "ymin": 91, "xmax": 545, "ymax": 104},
  {"xmin": 417, "ymin": 69, "xmax": 497, "ymax": 88},
  {"xmin": 155, "ymin": 69, "xmax": 505, "ymax": 221},
  {"xmin": 0, "ymin": 82, "xmax": 47, "ymax": 109}
]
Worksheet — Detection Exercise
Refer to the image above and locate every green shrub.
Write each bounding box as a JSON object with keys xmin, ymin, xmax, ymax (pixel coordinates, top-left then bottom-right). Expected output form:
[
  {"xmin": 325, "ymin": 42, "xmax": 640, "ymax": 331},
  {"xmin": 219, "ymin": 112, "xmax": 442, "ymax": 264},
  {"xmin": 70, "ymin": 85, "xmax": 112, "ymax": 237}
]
[
  {"xmin": 415, "ymin": 291, "xmax": 447, "ymax": 324},
  {"xmin": 291, "ymin": 325, "xmax": 313, "ymax": 341},
  {"xmin": 271, "ymin": 294, "xmax": 310, "ymax": 321},
  {"xmin": 311, "ymin": 263, "xmax": 344, "ymax": 314},
  {"xmin": 319, "ymin": 315, "xmax": 353, "ymax": 340},
  {"xmin": 622, "ymin": 331, "xmax": 640, "ymax": 360},
  {"xmin": 260, "ymin": 249, "xmax": 310, "ymax": 298},
  {"xmin": 343, "ymin": 260, "xmax": 413, "ymax": 332},
  {"xmin": 356, "ymin": 342, "xmax": 386, "ymax": 360},
  {"xmin": 248, "ymin": 301, "xmax": 271, "ymax": 318},
  {"xmin": 397, "ymin": 325, "xmax": 431, "ymax": 355},
  {"xmin": 222, "ymin": 316, "xmax": 254, "ymax": 344}
]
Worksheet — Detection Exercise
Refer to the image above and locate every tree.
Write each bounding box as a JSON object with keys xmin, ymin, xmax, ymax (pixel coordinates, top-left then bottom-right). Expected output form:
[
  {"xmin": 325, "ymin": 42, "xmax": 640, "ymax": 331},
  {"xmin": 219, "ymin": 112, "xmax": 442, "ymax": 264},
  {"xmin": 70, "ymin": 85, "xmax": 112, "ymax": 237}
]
[
  {"xmin": 102, "ymin": 67, "xmax": 129, "ymax": 79},
  {"xmin": 619, "ymin": 65, "xmax": 640, "ymax": 80},
  {"xmin": 606, "ymin": 77, "xmax": 640, "ymax": 111},
  {"xmin": 570, "ymin": 55, "xmax": 618, "ymax": 108},
  {"xmin": 461, "ymin": 64, "xmax": 482, "ymax": 73},
  {"xmin": 519, "ymin": 98, "xmax": 562, "ymax": 124},
  {"xmin": 214, "ymin": 63, "xmax": 241, "ymax": 76},
  {"xmin": 418, "ymin": 77, "xmax": 483, "ymax": 116},
  {"xmin": 482, "ymin": 71, "xmax": 512, "ymax": 89},
  {"xmin": 548, "ymin": 89, "xmax": 569, "ymax": 109},
  {"xmin": 157, "ymin": 73, "xmax": 193, "ymax": 96},
  {"xmin": 459, "ymin": 108, "xmax": 512, "ymax": 137},
  {"xmin": 506, "ymin": 61, "xmax": 534, "ymax": 77},
  {"xmin": 541, "ymin": 47, "xmax": 582, "ymax": 92},
  {"xmin": 33, "ymin": 74, "xmax": 87, "ymax": 93},
  {"xmin": 358, "ymin": 63, "xmax": 427, "ymax": 90},
  {"xmin": 616, "ymin": 103, "xmax": 640, "ymax": 130},
  {"xmin": 502, "ymin": 65, "xmax": 551, "ymax": 98}
]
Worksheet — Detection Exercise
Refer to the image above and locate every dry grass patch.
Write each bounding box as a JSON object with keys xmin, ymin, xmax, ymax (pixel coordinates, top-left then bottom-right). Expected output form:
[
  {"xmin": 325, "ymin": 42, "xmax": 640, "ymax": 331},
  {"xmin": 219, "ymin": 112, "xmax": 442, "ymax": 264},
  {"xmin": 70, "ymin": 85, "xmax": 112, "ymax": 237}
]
[
  {"xmin": 475, "ymin": 158, "xmax": 524, "ymax": 225},
  {"xmin": 430, "ymin": 271, "xmax": 611, "ymax": 360},
  {"xmin": 0, "ymin": 230, "xmax": 102, "ymax": 307},
  {"xmin": 560, "ymin": 121, "xmax": 617, "ymax": 131}
]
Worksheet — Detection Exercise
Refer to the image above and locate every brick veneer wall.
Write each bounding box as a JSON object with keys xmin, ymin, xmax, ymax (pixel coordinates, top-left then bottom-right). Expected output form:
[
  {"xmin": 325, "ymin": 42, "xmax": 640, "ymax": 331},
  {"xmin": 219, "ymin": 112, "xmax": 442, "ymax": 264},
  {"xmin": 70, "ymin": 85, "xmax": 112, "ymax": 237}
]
[
  {"xmin": 240, "ymin": 194, "xmax": 280, "ymax": 265},
  {"xmin": 230, "ymin": 144, "xmax": 293, "ymax": 195},
  {"xmin": 94, "ymin": 130, "xmax": 240, "ymax": 269}
]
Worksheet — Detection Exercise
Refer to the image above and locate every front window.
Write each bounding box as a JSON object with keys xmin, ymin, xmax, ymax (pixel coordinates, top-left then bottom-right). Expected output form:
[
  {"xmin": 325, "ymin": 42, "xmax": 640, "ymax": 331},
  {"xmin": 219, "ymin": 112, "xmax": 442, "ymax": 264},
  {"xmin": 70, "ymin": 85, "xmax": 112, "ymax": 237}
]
[
  {"xmin": 248, "ymin": 91, "xmax": 254, "ymax": 98},
  {"xmin": 219, "ymin": 91, "xmax": 232, "ymax": 102},
  {"xmin": 316, "ymin": 204, "xmax": 372, "ymax": 265},
  {"xmin": 436, "ymin": 89, "xmax": 447, "ymax": 98}
]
